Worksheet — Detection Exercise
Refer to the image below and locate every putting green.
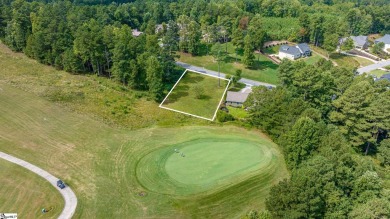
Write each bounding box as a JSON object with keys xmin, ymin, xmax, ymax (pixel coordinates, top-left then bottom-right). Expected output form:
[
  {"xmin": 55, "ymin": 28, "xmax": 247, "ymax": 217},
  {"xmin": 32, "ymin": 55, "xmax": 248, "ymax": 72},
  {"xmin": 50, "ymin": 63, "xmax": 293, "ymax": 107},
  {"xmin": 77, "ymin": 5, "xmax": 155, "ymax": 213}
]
[{"xmin": 136, "ymin": 137, "xmax": 276, "ymax": 196}]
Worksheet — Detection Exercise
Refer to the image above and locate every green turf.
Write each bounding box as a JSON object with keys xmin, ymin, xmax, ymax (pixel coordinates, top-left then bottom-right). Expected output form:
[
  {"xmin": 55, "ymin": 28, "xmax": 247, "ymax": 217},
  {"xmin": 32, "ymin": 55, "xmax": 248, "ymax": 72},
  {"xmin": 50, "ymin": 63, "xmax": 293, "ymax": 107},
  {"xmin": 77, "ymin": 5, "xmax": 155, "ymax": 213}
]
[
  {"xmin": 227, "ymin": 106, "xmax": 249, "ymax": 119},
  {"xmin": 0, "ymin": 159, "xmax": 63, "ymax": 218},
  {"xmin": 0, "ymin": 44, "xmax": 289, "ymax": 218},
  {"xmin": 264, "ymin": 45, "xmax": 280, "ymax": 54},
  {"xmin": 369, "ymin": 69, "xmax": 388, "ymax": 77},
  {"xmin": 302, "ymin": 53, "xmax": 323, "ymax": 65},
  {"xmin": 161, "ymin": 70, "xmax": 228, "ymax": 119},
  {"xmin": 177, "ymin": 43, "xmax": 279, "ymax": 85}
]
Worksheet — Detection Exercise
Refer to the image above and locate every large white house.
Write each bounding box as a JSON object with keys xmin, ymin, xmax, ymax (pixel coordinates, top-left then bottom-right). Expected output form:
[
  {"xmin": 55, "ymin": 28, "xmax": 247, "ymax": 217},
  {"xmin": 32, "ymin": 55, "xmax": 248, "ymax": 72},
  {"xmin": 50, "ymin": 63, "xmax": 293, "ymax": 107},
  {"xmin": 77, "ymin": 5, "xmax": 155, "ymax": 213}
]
[
  {"xmin": 278, "ymin": 43, "xmax": 311, "ymax": 60},
  {"xmin": 375, "ymin": 34, "xmax": 390, "ymax": 51}
]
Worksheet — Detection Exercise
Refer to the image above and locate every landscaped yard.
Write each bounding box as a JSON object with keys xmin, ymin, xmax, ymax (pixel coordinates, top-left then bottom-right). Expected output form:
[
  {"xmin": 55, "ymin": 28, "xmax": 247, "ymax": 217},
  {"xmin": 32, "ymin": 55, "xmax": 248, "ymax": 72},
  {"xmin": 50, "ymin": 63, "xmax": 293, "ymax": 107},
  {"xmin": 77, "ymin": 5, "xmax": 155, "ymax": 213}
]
[
  {"xmin": 369, "ymin": 69, "xmax": 388, "ymax": 77},
  {"xmin": 177, "ymin": 43, "xmax": 279, "ymax": 85},
  {"xmin": 161, "ymin": 70, "xmax": 228, "ymax": 119}
]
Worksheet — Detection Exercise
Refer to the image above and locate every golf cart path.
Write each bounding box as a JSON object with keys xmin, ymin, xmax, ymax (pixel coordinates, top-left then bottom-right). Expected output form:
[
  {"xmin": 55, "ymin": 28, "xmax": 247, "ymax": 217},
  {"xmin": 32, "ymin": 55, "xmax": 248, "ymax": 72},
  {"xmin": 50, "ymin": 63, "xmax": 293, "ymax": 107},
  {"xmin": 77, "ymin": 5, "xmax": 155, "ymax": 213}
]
[
  {"xmin": 175, "ymin": 61, "xmax": 276, "ymax": 87},
  {"xmin": 0, "ymin": 151, "xmax": 77, "ymax": 219}
]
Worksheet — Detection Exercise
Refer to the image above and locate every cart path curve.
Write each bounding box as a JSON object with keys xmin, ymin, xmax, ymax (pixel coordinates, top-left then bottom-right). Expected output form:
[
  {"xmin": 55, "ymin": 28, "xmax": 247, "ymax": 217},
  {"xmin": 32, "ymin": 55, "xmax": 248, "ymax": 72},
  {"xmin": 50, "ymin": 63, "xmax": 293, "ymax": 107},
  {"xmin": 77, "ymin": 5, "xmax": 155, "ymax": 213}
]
[{"xmin": 0, "ymin": 151, "xmax": 77, "ymax": 219}]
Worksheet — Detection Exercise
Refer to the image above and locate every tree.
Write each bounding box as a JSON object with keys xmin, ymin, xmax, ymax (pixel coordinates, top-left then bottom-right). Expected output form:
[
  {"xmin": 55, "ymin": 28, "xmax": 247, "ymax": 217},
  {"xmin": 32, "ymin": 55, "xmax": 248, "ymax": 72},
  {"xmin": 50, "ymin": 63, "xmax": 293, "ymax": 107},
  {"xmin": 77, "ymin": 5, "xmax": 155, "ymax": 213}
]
[
  {"xmin": 341, "ymin": 37, "xmax": 354, "ymax": 51},
  {"xmin": 377, "ymin": 139, "xmax": 390, "ymax": 166},
  {"xmin": 285, "ymin": 117, "xmax": 321, "ymax": 168},
  {"xmin": 323, "ymin": 33, "xmax": 338, "ymax": 58},
  {"xmin": 211, "ymin": 42, "xmax": 226, "ymax": 86},
  {"xmin": 145, "ymin": 56, "xmax": 163, "ymax": 101},
  {"xmin": 192, "ymin": 84, "xmax": 205, "ymax": 99},
  {"xmin": 372, "ymin": 42, "xmax": 384, "ymax": 54},
  {"xmin": 232, "ymin": 69, "xmax": 242, "ymax": 85},
  {"xmin": 243, "ymin": 34, "xmax": 255, "ymax": 68}
]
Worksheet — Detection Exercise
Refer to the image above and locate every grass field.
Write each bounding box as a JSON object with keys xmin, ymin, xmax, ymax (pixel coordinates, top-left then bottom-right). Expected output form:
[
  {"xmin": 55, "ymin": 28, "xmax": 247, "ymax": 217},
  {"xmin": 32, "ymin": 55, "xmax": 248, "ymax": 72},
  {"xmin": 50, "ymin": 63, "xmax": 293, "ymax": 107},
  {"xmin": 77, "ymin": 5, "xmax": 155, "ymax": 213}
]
[
  {"xmin": 161, "ymin": 70, "xmax": 228, "ymax": 119},
  {"xmin": 0, "ymin": 44, "xmax": 288, "ymax": 218},
  {"xmin": 0, "ymin": 159, "xmax": 63, "ymax": 218},
  {"xmin": 369, "ymin": 69, "xmax": 388, "ymax": 77},
  {"xmin": 177, "ymin": 43, "xmax": 279, "ymax": 85}
]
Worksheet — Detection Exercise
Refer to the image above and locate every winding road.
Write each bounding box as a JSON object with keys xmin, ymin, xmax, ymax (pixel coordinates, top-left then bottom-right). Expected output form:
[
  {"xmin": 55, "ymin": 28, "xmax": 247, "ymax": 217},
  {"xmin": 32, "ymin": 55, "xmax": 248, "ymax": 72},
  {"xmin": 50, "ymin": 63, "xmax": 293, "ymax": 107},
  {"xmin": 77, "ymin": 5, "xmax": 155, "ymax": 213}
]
[
  {"xmin": 175, "ymin": 61, "xmax": 276, "ymax": 87},
  {"xmin": 0, "ymin": 152, "xmax": 77, "ymax": 219}
]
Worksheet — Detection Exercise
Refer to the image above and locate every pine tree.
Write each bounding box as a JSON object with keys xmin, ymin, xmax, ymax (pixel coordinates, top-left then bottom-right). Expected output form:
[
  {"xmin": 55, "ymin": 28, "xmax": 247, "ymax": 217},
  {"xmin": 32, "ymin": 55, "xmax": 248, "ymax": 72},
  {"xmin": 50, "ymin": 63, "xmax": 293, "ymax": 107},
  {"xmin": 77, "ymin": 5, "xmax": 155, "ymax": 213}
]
[{"xmin": 243, "ymin": 34, "xmax": 255, "ymax": 68}]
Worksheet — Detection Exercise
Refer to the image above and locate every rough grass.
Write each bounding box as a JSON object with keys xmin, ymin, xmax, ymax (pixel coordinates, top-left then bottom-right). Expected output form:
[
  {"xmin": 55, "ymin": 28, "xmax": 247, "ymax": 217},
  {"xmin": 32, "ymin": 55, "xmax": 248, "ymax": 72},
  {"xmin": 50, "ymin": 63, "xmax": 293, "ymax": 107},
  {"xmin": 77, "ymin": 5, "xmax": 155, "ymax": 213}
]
[
  {"xmin": 0, "ymin": 43, "xmax": 205, "ymax": 129},
  {"xmin": 263, "ymin": 45, "xmax": 280, "ymax": 54},
  {"xmin": 177, "ymin": 43, "xmax": 279, "ymax": 85},
  {"xmin": 0, "ymin": 44, "xmax": 289, "ymax": 218},
  {"xmin": 0, "ymin": 84, "xmax": 288, "ymax": 218},
  {"xmin": 228, "ymin": 106, "xmax": 249, "ymax": 119},
  {"xmin": 352, "ymin": 56, "xmax": 374, "ymax": 67},
  {"xmin": 330, "ymin": 53, "xmax": 360, "ymax": 69},
  {"xmin": 0, "ymin": 159, "xmax": 63, "ymax": 218},
  {"xmin": 161, "ymin": 70, "xmax": 228, "ymax": 119}
]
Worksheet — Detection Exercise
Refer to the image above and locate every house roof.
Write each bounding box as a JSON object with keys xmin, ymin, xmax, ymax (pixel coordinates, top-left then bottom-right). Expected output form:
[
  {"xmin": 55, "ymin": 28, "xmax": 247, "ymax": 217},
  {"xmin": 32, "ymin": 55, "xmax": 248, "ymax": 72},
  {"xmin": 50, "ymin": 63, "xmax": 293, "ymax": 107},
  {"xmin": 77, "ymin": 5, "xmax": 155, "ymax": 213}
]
[
  {"xmin": 379, "ymin": 73, "xmax": 390, "ymax": 81},
  {"xmin": 341, "ymin": 36, "xmax": 368, "ymax": 47},
  {"xmin": 375, "ymin": 34, "xmax": 390, "ymax": 44},
  {"xmin": 226, "ymin": 91, "xmax": 250, "ymax": 103},
  {"xmin": 132, "ymin": 29, "xmax": 143, "ymax": 37},
  {"xmin": 297, "ymin": 43, "xmax": 311, "ymax": 53},
  {"xmin": 279, "ymin": 45, "xmax": 301, "ymax": 56}
]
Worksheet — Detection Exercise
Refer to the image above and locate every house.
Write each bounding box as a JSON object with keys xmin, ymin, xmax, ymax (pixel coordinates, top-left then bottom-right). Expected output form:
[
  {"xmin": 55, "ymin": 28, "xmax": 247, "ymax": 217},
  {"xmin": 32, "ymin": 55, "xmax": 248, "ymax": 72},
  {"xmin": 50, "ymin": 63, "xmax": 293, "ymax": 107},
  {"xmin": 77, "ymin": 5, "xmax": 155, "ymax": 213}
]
[
  {"xmin": 339, "ymin": 36, "xmax": 369, "ymax": 49},
  {"xmin": 226, "ymin": 91, "xmax": 250, "ymax": 107},
  {"xmin": 278, "ymin": 43, "xmax": 311, "ymax": 60},
  {"xmin": 375, "ymin": 34, "xmax": 390, "ymax": 50},
  {"xmin": 132, "ymin": 29, "xmax": 143, "ymax": 37},
  {"xmin": 379, "ymin": 73, "xmax": 390, "ymax": 81}
]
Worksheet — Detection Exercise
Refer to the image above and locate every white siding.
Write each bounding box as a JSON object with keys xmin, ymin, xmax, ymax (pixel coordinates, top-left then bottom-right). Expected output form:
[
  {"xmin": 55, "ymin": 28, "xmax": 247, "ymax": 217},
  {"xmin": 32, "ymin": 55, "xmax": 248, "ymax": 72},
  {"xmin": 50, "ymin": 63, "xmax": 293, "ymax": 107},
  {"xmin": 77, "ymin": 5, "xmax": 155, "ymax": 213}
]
[{"xmin": 279, "ymin": 51, "xmax": 295, "ymax": 60}]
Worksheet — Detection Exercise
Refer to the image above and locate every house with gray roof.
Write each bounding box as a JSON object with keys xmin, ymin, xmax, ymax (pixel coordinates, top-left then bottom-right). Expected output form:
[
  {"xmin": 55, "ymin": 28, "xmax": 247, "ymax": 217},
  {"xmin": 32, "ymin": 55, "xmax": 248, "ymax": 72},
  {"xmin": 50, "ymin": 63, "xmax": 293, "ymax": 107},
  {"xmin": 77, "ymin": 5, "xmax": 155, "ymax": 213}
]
[
  {"xmin": 375, "ymin": 34, "xmax": 390, "ymax": 51},
  {"xmin": 226, "ymin": 91, "xmax": 250, "ymax": 107},
  {"xmin": 379, "ymin": 73, "xmax": 390, "ymax": 81},
  {"xmin": 278, "ymin": 43, "xmax": 311, "ymax": 60},
  {"xmin": 339, "ymin": 35, "xmax": 369, "ymax": 49}
]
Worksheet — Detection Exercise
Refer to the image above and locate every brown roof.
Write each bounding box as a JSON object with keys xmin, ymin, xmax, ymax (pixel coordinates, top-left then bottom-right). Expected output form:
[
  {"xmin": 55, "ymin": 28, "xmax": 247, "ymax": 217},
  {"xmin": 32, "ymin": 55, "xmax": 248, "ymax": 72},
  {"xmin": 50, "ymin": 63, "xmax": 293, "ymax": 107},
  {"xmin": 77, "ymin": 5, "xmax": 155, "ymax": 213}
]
[{"xmin": 226, "ymin": 91, "xmax": 250, "ymax": 103}]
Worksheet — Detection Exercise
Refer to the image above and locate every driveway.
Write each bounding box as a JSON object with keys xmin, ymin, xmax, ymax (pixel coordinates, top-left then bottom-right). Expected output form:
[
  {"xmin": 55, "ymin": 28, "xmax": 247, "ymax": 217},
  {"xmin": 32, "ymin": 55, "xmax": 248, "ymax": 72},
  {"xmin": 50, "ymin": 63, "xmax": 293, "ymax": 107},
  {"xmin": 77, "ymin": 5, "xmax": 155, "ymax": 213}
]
[
  {"xmin": 0, "ymin": 151, "xmax": 77, "ymax": 219},
  {"xmin": 175, "ymin": 61, "xmax": 276, "ymax": 87},
  {"xmin": 357, "ymin": 60, "xmax": 390, "ymax": 74}
]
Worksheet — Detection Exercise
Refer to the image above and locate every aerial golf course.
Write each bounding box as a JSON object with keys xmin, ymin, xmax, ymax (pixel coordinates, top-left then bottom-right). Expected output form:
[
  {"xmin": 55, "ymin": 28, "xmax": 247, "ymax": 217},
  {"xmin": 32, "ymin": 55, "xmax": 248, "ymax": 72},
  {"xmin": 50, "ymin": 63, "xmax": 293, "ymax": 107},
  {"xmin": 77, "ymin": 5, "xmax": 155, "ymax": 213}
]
[{"xmin": 0, "ymin": 44, "xmax": 288, "ymax": 218}]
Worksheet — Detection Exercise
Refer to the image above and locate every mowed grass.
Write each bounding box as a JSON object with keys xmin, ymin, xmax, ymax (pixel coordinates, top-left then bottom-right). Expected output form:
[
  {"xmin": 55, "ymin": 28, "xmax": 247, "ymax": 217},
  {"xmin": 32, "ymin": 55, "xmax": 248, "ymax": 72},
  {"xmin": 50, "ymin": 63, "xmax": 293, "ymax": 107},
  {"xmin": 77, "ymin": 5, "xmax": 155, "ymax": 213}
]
[
  {"xmin": 369, "ymin": 69, "xmax": 388, "ymax": 77},
  {"xmin": 302, "ymin": 53, "xmax": 323, "ymax": 65},
  {"xmin": 161, "ymin": 70, "xmax": 228, "ymax": 119},
  {"xmin": 177, "ymin": 43, "xmax": 279, "ymax": 85},
  {"xmin": 0, "ymin": 159, "xmax": 63, "ymax": 218},
  {"xmin": 0, "ymin": 83, "xmax": 288, "ymax": 218}
]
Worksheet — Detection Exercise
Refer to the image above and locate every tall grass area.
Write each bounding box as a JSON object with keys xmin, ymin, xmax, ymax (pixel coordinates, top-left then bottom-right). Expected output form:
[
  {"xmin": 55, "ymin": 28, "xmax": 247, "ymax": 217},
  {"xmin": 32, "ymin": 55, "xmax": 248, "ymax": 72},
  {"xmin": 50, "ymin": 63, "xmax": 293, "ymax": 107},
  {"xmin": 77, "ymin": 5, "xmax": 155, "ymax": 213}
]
[{"xmin": 0, "ymin": 43, "xmax": 207, "ymax": 129}]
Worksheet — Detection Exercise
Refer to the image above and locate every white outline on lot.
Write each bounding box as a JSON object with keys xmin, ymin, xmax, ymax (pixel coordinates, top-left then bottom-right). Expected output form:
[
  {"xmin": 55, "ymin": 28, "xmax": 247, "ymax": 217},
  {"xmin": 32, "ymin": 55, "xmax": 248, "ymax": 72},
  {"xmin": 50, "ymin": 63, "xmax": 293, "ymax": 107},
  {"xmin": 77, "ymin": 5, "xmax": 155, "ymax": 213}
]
[{"xmin": 159, "ymin": 69, "xmax": 231, "ymax": 121}]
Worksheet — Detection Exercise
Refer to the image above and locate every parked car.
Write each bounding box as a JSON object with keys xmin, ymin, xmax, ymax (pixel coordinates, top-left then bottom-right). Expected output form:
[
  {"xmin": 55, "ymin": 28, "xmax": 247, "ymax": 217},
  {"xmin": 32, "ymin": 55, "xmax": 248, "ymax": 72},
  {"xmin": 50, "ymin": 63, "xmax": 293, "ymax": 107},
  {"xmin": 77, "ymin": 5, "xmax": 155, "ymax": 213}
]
[{"xmin": 57, "ymin": 180, "xmax": 66, "ymax": 189}]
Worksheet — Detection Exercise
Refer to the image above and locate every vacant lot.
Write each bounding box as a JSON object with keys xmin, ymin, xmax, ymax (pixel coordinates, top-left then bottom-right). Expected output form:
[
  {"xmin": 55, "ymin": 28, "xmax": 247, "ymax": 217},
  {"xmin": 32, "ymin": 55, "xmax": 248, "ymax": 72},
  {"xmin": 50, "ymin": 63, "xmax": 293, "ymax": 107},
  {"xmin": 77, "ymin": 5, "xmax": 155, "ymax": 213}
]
[
  {"xmin": 0, "ymin": 159, "xmax": 63, "ymax": 218},
  {"xmin": 0, "ymin": 45, "xmax": 288, "ymax": 218},
  {"xmin": 161, "ymin": 70, "xmax": 229, "ymax": 119}
]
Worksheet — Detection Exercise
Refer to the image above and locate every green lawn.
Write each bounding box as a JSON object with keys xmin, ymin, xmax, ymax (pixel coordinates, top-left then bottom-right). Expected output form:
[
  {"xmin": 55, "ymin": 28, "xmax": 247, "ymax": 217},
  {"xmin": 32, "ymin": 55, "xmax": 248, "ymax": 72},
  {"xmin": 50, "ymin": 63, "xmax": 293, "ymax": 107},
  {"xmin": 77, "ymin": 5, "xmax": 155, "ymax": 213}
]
[
  {"xmin": 0, "ymin": 159, "xmax": 63, "ymax": 218},
  {"xmin": 302, "ymin": 53, "xmax": 323, "ymax": 65},
  {"xmin": 353, "ymin": 56, "xmax": 374, "ymax": 67},
  {"xmin": 264, "ymin": 45, "xmax": 281, "ymax": 54},
  {"xmin": 0, "ymin": 44, "xmax": 289, "ymax": 218},
  {"xmin": 177, "ymin": 43, "xmax": 279, "ymax": 85},
  {"xmin": 369, "ymin": 69, "xmax": 388, "ymax": 77},
  {"xmin": 161, "ymin": 70, "xmax": 228, "ymax": 119},
  {"xmin": 228, "ymin": 106, "xmax": 249, "ymax": 119},
  {"xmin": 330, "ymin": 53, "xmax": 360, "ymax": 69}
]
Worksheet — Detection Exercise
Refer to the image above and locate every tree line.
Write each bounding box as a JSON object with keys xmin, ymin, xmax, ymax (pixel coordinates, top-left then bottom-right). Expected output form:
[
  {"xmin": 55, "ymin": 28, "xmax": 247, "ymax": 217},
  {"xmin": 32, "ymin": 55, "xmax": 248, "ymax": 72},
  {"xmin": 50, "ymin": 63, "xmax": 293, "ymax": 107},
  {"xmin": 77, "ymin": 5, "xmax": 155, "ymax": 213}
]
[{"xmin": 244, "ymin": 59, "xmax": 390, "ymax": 218}]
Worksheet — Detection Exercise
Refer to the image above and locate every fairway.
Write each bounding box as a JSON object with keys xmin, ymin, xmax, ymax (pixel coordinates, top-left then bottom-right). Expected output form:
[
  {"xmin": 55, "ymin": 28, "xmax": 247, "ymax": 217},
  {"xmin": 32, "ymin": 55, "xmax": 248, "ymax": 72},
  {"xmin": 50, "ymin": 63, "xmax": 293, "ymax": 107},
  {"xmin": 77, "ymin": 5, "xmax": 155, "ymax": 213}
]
[
  {"xmin": 160, "ymin": 70, "xmax": 229, "ymax": 120},
  {"xmin": 0, "ymin": 44, "xmax": 288, "ymax": 218}
]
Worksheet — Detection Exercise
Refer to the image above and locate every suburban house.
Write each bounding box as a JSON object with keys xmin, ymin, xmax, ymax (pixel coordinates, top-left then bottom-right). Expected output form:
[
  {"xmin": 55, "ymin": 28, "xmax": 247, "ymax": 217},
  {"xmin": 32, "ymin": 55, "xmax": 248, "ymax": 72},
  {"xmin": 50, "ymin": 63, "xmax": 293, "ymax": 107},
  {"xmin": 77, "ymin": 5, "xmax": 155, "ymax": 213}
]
[
  {"xmin": 278, "ymin": 43, "xmax": 311, "ymax": 60},
  {"xmin": 132, "ymin": 29, "xmax": 143, "ymax": 37},
  {"xmin": 339, "ymin": 35, "xmax": 369, "ymax": 49},
  {"xmin": 379, "ymin": 73, "xmax": 390, "ymax": 81},
  {"xmin": 375, "ymin": 34, "xmax": 390, "ymax": 50},
  {"xmin": 226, "ymin": 90, "xmax": 251, "ymax": 107}
]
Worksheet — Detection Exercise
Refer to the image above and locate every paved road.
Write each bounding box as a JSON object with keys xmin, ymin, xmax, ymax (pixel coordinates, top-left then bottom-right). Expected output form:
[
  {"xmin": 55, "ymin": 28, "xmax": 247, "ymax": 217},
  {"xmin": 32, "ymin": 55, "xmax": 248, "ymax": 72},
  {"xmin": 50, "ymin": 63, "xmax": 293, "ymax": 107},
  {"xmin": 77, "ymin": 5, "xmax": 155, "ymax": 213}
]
[
  {"xmin": 175, "ymin": 61, "xmax": 276, "ymax": 87},
  {"xmin": 0, "ymin": 151, "xmax": 77, "ymax": 219},
  {"xmin": 357, "ymin": 60, "xmax": 390, "ymax": 74}
]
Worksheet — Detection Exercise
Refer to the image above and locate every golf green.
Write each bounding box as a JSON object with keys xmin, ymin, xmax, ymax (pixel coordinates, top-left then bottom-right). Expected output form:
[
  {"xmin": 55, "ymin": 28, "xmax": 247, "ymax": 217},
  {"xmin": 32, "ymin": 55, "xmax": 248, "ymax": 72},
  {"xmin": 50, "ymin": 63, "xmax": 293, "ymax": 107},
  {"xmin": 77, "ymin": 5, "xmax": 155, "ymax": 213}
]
[{"xmin": 136, "ymin": 137, "xmax": 275, "ymax": 196}]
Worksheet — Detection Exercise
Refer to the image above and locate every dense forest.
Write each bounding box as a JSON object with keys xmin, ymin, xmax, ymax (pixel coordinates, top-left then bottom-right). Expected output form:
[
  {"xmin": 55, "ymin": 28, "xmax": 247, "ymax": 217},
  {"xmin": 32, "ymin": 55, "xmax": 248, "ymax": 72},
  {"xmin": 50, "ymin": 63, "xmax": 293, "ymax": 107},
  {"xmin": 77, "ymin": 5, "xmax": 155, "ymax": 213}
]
[
  {"xmin": 1, "ymin": 0, "xmax": 390, "ymax": 218},
  {"xmin": 1, "ymin": 0, "xmax": 389, "ymax": 99},
  {"xmin": 244, "ymin": 59, "xmax": 390, "ymax": 218}
]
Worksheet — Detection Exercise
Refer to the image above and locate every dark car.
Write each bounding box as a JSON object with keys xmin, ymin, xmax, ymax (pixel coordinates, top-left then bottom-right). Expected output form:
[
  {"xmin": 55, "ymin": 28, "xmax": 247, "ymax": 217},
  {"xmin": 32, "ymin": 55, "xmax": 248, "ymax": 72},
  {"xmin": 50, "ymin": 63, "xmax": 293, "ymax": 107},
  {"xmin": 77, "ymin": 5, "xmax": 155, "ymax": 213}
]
[{"xmin": 57, "ymin": 180, "xmax": 66, "ymax": 189}]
